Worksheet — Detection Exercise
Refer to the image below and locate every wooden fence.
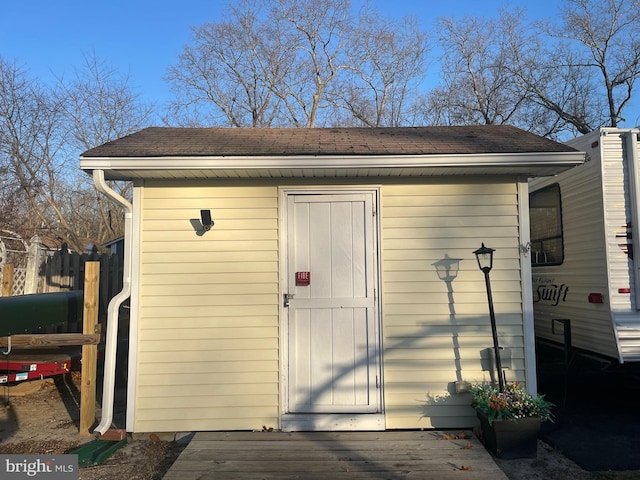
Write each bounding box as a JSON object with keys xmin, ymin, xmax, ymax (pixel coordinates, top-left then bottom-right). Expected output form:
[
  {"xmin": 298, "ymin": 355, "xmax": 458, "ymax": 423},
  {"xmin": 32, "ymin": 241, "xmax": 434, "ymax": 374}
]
[
  {"xmin": 0, "ymin": 237, "xmax": 124, "ymax": 326},
  {"xmin": 0, "ymin": 262, "xmax": 103, "ymax": 435}
]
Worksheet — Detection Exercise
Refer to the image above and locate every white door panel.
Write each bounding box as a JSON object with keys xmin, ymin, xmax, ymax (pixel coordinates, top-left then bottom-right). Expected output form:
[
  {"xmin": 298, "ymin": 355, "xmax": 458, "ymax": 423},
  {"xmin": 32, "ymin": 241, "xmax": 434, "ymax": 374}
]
[{"xmin": 286, "ymin": 192, "xmax": 379, "ymax": 414}]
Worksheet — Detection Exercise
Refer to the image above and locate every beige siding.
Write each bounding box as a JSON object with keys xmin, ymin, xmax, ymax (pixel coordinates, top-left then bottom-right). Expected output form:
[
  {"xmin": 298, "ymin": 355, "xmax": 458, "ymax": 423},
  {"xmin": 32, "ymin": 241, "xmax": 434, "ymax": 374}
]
[
  {"xmin": 132, "ymin": 178, "xmax": 528, "ymax": 432},
  {"xmin": 134, "ymin": 182, "xmax": 279, "ymax": 432},
  {"xmin": 380, "ymin": 181, "xmax": 525, "ymax": 429}
]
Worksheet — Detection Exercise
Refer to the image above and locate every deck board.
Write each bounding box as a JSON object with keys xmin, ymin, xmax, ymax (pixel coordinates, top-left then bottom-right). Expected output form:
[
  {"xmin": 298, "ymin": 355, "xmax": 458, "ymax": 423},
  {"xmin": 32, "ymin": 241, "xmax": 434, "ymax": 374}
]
[{"xmin": 163, "ymin": 431, "xmax": 509, "ymax": 479}]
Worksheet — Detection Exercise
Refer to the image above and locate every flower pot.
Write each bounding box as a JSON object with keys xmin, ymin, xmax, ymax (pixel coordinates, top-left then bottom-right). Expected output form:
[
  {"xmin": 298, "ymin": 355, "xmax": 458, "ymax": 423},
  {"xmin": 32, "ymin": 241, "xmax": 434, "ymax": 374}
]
[{"xmin": 476, "ymin": 410, "xmax": 541, "ymax": 459}]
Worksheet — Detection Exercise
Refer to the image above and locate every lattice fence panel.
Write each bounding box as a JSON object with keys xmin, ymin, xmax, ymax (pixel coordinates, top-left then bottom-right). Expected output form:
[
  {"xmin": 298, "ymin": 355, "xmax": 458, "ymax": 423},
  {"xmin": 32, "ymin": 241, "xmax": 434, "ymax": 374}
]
[
  {"xmin": 1, "ymin": 265, "xmax": 26, "ymax": 297},
  {"xmin": 10, "ymin": 267, "xmax": 26, "ymax": 296}
]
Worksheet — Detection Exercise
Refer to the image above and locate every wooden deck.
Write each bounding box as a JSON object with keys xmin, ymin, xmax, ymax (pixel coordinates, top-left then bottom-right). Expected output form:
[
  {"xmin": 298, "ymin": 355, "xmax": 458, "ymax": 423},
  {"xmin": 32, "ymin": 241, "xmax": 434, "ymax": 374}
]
[{"xmin": 163, "ymin": 430, "xmax": 510, "ymax": 479}]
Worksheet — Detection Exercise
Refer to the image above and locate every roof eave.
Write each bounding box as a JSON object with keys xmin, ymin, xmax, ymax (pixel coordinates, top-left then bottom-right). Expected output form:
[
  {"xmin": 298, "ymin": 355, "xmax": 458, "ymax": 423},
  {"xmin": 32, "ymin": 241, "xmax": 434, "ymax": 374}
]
[{"xmin": 79, "ymin": 151, "xmax": 585, "ymax": 180}]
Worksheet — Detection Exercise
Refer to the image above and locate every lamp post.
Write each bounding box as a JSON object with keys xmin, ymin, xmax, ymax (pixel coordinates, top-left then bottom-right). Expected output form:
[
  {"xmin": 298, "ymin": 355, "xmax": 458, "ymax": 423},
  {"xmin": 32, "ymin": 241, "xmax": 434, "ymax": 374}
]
[{"xmin": 473, "ymin": 243, "xmax": 505, "ymax": 392}]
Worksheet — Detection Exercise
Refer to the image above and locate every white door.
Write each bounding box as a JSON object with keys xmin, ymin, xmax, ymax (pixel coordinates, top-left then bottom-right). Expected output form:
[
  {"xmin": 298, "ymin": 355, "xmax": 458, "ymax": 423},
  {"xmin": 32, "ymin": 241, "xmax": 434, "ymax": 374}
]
[{"xmin": 285, "ymin": 192, "xmax": 380, "ymax": 414}]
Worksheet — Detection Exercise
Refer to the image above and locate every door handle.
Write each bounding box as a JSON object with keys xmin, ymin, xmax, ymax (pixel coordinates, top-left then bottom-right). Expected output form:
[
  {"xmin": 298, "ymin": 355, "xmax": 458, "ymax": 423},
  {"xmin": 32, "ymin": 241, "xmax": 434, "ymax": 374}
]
[{"xmin": 283, "ymin": 293, "xmax": 294, "ymax": 308}]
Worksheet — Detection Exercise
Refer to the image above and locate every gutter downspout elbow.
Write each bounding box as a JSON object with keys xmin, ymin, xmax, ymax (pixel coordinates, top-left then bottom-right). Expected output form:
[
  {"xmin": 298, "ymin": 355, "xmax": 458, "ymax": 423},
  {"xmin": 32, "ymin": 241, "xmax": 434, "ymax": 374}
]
[{"xmin": 92, "ymin": 169, "xmax": 133, "ymax": 436}]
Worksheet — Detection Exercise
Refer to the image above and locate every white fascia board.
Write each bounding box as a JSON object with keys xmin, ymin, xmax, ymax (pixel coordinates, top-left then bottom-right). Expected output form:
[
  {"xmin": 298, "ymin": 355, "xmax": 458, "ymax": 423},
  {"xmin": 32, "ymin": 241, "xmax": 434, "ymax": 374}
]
[
  {"xmin": 80, "ymin": 151, "xmax": 585, "ymax": 172},
  {"xmin": 599, "ymin": 127, "xmax": 640, "ymax": 135}
]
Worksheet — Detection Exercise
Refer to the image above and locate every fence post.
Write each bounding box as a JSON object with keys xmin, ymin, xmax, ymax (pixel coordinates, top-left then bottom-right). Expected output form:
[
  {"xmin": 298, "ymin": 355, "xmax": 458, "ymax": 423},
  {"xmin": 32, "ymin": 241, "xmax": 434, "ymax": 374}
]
[
  {"xmin": 24, "ymin": 236, "xmax": 44, "ymax": 294},
  {"xmin": 1, "ymin": 264, "xmax": 13, "ymax": 297},
  {"xmin": 80, "ymin": 261, "xmax": 100, "ymax": 435}
]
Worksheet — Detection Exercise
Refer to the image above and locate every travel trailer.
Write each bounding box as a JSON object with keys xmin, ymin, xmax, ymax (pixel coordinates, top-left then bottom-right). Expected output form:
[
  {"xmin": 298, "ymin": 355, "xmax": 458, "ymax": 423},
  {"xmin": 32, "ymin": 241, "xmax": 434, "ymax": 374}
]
[{"xmin": 530, "ymin": 127, "xmax": 640, "ymax": 363}]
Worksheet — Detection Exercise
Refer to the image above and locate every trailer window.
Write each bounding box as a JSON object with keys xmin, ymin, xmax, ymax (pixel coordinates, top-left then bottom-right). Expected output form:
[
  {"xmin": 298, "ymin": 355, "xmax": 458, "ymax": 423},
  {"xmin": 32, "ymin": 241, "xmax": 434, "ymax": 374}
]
[{"xmin": 529, "ymin": 183, "xmax": 563, "ymax": 266}]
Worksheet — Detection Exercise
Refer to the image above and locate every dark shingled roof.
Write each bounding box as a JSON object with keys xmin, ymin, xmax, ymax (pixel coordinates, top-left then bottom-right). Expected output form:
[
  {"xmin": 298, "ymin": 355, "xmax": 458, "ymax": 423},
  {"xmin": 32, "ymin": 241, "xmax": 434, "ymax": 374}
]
[{"xmin": 81, "ymin": 125, "xmax": 577, "ymax": 158}]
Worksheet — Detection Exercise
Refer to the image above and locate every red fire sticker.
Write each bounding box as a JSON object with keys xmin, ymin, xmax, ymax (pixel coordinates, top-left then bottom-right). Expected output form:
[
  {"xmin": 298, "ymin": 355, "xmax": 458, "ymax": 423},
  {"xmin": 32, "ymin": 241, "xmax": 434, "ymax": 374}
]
[{"xmin": 296, "ymin": 271, "xmax": 311, "ymax": 286}]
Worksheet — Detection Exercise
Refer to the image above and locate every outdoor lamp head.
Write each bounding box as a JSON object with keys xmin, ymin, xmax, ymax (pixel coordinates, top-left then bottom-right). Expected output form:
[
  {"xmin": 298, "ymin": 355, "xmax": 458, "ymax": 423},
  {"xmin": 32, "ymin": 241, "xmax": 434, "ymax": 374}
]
[{"xmin": 473, "ymin": 243, "xmax": 495, "ymax": 273}]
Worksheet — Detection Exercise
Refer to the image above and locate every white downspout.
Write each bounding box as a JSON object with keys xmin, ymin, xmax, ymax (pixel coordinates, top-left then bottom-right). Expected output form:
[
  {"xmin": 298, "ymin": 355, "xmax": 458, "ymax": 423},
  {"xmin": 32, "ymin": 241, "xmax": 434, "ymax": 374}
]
[{"xmin": 92, "ymin": 169, "xmax": 132, "ymax": 436}]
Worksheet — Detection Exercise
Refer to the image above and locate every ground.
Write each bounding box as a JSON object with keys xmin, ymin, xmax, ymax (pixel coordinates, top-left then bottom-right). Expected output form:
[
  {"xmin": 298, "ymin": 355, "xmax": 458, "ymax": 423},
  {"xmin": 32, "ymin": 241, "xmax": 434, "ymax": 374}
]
[
  {"xmin": 0, "ymin": 373, "xmax": 637, "ymax": 480},
  {"xmin": 0, "ymin": 374, "xmax": 186, "ymax": 480},
  {"xmin": 493, "ymin": 442, "xmax": 639, "ymax": 480}
]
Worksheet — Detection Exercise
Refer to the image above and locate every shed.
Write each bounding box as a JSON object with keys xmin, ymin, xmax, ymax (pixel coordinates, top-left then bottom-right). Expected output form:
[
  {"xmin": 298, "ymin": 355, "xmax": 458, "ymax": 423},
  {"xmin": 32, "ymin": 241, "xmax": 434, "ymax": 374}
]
[{"xmin": 79, "ymin": 126, "xmax": 584, "ymax": 435}]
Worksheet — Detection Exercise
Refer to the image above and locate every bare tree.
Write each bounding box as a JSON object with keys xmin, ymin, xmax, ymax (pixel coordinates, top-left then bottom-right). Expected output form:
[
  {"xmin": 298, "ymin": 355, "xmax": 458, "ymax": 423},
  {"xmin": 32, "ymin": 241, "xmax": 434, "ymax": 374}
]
[
  {"xmin": 57, "ymin": 52, "xmax": 154, "ymax": 242},
  {"xmin": 423, "ymin": 11, "xmax": 563, "ymax": 137},
  {"xmin": 165, "ymin": 0, "xmax": 289, "ymax": 127},
  {"xmin": 268, "ymin": 0, "xmax": 352, "ymax": 127},
  {"xmin": 166, "ymin": 0, "xmax": 352, "ymax": 128},
  {"xmin": 332, "ymin": 8, "xmax": 428, "ymax": 127},
  {"xmin": 556, "ymin": 0, "xmax": 640, "ymax": 128},
  {"xmin": 0, "ymin": 166, "xmax": 30, "ymax": 235},
  {"xmin": 425, "ymin": 15, "xmax": 519, "ymax": 126},
  {"xmin": 508, "ymin": 0, "xmax": 640, "ymax": 134},
  {"xmin": 425, "ymin": 0, "xmax": 640, "ymax": 138},
  {"xmin": 0, "ymin": 54, "xmax": 154, "ymax": 251},
  {"xmin": 0, "ymin": 62, "xmax": 30, "ymax": 235},
  {"xmin": 0, "ymin": 57, "xmax": 83, "ymax": 249},
  {"xmin": 59, "ymin": 52, "xmax": 154, "ymax": 152},
  {"xmin": 165, "ymin": 0, "xmax": 428, "ymax": 128}
]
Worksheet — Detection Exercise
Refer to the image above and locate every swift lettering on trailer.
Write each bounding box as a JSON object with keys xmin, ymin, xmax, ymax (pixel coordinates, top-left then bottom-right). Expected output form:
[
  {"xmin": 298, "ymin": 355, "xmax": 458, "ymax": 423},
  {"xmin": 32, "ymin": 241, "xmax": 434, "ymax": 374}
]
[{"xmin": 533, "ymin": 283, "xmax": 569, "ymax": 306}]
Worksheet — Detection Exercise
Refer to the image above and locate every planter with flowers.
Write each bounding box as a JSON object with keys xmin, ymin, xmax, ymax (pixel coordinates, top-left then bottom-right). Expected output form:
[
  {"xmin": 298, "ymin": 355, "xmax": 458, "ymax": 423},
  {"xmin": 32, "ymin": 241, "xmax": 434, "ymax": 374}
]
[{"xmin": 470, "ymin": 382, "xmax": 554, "ymax": 459}]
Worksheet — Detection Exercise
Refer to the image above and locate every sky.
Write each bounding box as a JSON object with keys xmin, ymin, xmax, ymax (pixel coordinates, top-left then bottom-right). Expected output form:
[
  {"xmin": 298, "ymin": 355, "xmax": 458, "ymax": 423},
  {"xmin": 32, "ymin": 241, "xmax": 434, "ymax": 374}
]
[{"xmin": 1, "ymin": 0, "xmax": 564, "ymax": 123}]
